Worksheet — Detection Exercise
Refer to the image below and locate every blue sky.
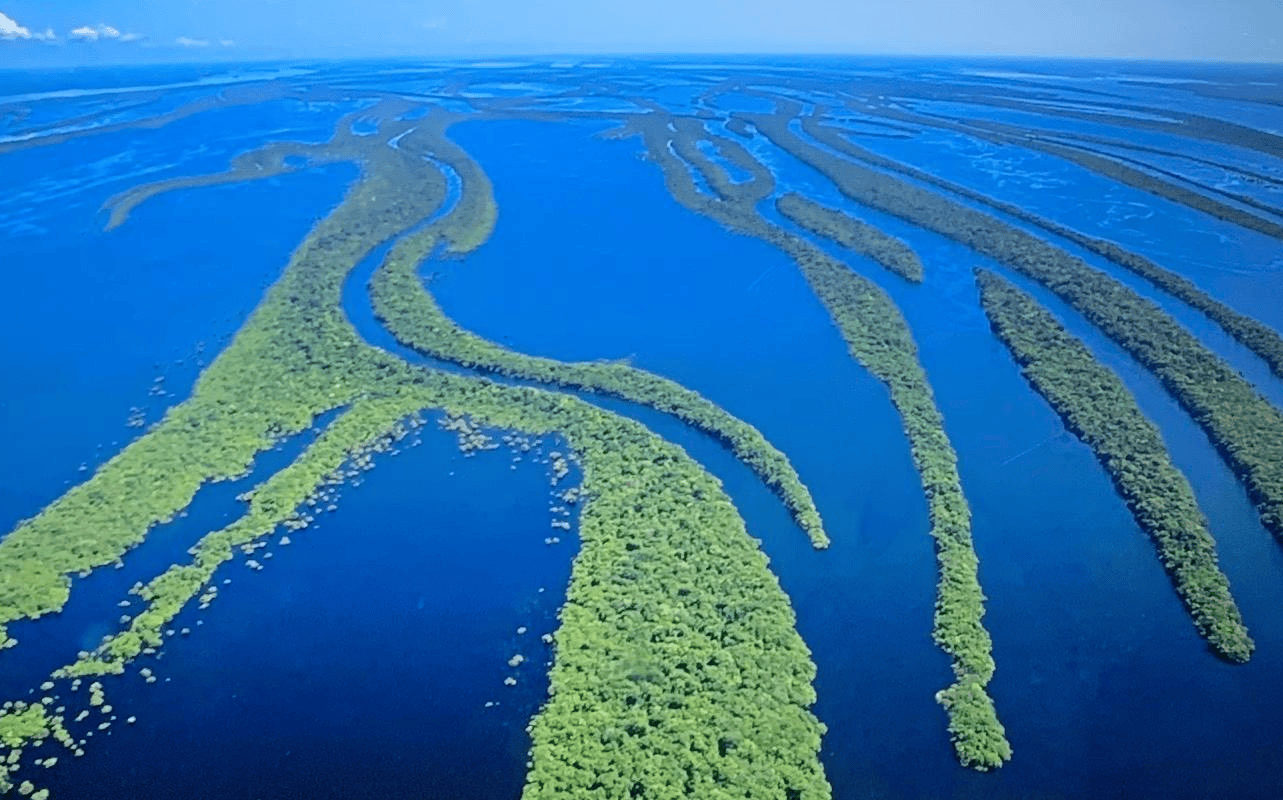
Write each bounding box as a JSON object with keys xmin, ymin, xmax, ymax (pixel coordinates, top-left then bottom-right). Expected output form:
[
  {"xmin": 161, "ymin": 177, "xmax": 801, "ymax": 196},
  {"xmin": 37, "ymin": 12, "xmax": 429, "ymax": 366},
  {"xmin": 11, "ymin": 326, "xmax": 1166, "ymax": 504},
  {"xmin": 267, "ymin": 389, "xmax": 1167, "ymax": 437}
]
[{"xmin": 1, "ymin": 0, "xmax": 1280, "ymax": 65}]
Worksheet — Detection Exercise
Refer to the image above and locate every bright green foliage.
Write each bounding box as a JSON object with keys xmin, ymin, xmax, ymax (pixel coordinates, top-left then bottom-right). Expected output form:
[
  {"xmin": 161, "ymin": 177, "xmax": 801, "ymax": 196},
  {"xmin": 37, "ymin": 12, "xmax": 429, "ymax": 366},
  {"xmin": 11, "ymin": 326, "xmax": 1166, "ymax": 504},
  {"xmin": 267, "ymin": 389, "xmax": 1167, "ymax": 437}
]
[
  {"xmin": 0, "ymin": 703, "xmax": 74, "ymax": 792},
  {"xmin": 369, "ymin": 116, "xmax": 830, "ymax": 548},
  {"xmin": 622, "ymin": 109, "xmax": 1010, "ymax": 771},
  {"xmin": 787, "ymin": 244, "xmax": 1007, "ymax": 770},
  {"xmin": 0, "ymin": 98, "xmax": 832, "ymax": 799},
  {"xmin": 57, "ymin": 373, "xmax": 833, "ymax": 799},
  {"xmin": 977, "ymin": 270, "xmax": 1253, "ymax": 662},
  {"xmin": 748, "ymin": 105, "xmax": 1283, "ymax": 548},
  {"xmin": 936, "ymin": 679, "xmax": 1012, "ymax": 770},
  {"xmin": 57, "ymin": 402, "xmax": 431, "ymax": 676},
  {"xmin": 0, "ymin": 704, "xmax": 71, "ymax": 750},
  {"xmin": 776, "ymin": 193, "xmax": 924, "ymax": 283},
  {"xmin": 0, "ymin": 98, "xmax": 445, "ymax": 645}
]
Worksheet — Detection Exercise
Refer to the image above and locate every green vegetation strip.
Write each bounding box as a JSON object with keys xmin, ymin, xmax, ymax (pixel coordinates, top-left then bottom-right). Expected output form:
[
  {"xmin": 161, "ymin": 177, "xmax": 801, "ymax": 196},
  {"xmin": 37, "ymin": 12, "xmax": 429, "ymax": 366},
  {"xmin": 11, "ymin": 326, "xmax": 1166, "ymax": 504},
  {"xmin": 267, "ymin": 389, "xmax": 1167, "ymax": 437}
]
[
  {"xmin": 670, "ymin": 117, "xmax": 775, "ymax": 205},
  {"xmin": 977, "ymin": 270, "xmax": 1253, "ymax": 662},
  {"xmin": 799, "ymin": 106, "xmax": 1283, "ymax": 379},
  {"xmin": 0, "ymin": 99, "xmax": 445, "ymax": 646},
  {"xmin": 370, "ymin": 118, "xmax": 830, "ymax": 547},
  {"xmin": 626, "ymin": 110, "xmax": 1010, "ymax": 770},
  {"xmin": 776, "ymin": 193, "xmax": 924, "ymax": 283},
  {"xmin": 747, "ymin": 106, "xmax": 1283, "ymax": 545},
  {"xmin": 51, "ymin": 372, "xmax": 833, "ymax": 800},
  {"xmin": 3, "ymin": 99, "xmax": 833, "ymax": 799},
  {"xmin": 54, "ymin": 397, "xmax": 429, "ymax": 676},
  {"xmin": 789, "ymin": 243, "xmax": 1008, "ymax": 770}
]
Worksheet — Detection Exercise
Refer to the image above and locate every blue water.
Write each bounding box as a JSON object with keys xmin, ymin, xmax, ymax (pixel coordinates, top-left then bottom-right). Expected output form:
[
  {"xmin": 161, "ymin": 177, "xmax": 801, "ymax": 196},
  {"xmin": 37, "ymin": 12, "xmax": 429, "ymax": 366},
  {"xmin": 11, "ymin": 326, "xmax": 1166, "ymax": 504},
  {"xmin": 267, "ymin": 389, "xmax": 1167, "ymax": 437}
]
[
  {"xmin": 4, "ymin": 61, "xmax": 1283, "ymax": 800},
  {"xmin": 787, "ymin": 120, "xmax": 1283, "ymax": 406},
  {"xmin": 742, "ymin": 109, "xmax": 1283, "ymax": 798},
  {"xmin": 0, "ymin": 142, "xmax": 356, "ymax": 531}
]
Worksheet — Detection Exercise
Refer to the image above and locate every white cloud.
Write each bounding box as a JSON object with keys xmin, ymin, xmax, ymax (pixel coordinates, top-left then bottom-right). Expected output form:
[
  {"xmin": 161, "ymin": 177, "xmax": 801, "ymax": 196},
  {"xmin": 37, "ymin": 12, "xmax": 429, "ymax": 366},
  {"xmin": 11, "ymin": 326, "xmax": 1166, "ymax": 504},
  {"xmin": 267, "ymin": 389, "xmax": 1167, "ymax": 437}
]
[
  {"xmin": 71, "ymin": 24, "xmax": 140, "ymax": 42},
  {"xmin": 0, "ymin": 11, "xmax": 31, "ymax": 39},
  {"xmin": 35, "ymin": 27, "xmax": 54, "ymax": 41},
  {"xmin": 176, "ymin": 36, "xmax": 209, "ymax": 47},
  {"xmin": 219, "ymin": 39, "xmax": 235, "ymax": 47}
]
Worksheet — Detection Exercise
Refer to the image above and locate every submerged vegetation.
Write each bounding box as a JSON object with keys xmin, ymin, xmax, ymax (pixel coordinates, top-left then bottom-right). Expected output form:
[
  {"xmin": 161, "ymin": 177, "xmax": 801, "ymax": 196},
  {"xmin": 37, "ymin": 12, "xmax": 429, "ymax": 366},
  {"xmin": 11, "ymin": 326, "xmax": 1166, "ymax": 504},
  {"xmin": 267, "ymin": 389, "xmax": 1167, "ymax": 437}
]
[{"xmin": 977, "ymin": 270, "xmax": 1253, "ymax": 663}]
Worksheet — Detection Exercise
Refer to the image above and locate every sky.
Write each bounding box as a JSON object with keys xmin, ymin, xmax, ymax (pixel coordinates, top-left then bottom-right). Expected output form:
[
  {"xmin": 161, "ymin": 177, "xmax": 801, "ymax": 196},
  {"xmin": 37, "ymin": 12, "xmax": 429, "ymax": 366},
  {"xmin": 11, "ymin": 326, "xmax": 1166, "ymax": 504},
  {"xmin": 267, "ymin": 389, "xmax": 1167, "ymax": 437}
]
[{"xmin": 0, "ymin": 0, "xmax": 1280, "ymax": 66}]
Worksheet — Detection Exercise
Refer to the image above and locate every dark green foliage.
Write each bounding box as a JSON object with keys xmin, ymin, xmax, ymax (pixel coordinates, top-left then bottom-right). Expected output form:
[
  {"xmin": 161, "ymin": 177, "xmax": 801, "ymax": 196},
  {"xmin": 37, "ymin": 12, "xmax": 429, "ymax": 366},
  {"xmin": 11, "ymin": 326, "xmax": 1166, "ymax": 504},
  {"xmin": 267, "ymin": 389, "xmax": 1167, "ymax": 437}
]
[
  {"xmin": 795, "ymin": 108, "xmax": 1283, "ymax": 379},
  {"xmin": 776, "ymin": 193, "xmax": 924, "ymax": 283},
  {"xmin": 747, "ymin": 106, "xmax": 1283, "ymax": 549},
  {"xmin": 978, "ymin": 270, "xmax": 1253, "ymax": 662},
  {"xmin": 619, "ymin": 110, "xmax": 1010, "ymax": 771}
]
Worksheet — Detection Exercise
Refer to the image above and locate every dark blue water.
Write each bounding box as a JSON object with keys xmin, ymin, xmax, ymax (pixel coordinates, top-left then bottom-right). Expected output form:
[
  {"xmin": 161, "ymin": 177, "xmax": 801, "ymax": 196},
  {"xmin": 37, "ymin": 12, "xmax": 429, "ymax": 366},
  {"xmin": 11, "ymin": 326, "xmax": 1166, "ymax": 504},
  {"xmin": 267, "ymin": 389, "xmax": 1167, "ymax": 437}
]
[
  {"xmin": 0, "ymin": 135, "xmax": 356, "ymax": 532},
  {"xmin": 21, "ymin": 424, "xmax": 574, "ymax": 800},
  {"xmin": 433, "ymin": 118, "xmax": 956, "ymax": 794},
  {"xmin": 4, "ymin": 62, "xmax": 1283, "ymax": 800},
  {"xmin": 752, "ymin": 103, "xmax": 1283, "ymax": 799}
]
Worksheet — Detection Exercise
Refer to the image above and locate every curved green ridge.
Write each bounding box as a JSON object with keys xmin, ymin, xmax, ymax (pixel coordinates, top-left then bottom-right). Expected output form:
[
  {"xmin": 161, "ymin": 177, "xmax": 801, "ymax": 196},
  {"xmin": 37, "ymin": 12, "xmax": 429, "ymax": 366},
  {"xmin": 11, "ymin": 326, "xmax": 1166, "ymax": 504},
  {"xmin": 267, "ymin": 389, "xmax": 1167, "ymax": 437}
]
[
  {"xmin": 776, "ymin": 193, "xmax": 925, "ymax": 283},
  {"xmin": 406, "ymin": 112, "xmax": 500, "ymax": 255},
  {"xmin": 370, "ymin": 119, "xmax": 830, "ymax": 548},
  {"xmin": 796, "ymin": 106, "xmax": 1283, "ymax": 380},
  {"xmin": 103, "ymin": 140, "xmax": 321, "ymax": 232},
  {"xmin": 746, "ymin": 106, "xmax": 1283, "ymax": 548},
  {"xmin": 977, "ymin": 270, "xmax": 1253, "ymax": 663},
  {"xmin": 2, "ymin": 99, "xmax": 833, "ymax": 799},
  {"xmin": 49, "ymin": 375, "xmax": 833, "ymax": 800},
  {"xmin": 0, "ymin": 99, "xmax": 447, "ymax": 644},
  {"xmin": 623, "ymin": 110, "xmax": 1009, "ymax": 770},
  {"xmin": 669, "ymin": 117, "xmax": 775, "ymax": 205}
]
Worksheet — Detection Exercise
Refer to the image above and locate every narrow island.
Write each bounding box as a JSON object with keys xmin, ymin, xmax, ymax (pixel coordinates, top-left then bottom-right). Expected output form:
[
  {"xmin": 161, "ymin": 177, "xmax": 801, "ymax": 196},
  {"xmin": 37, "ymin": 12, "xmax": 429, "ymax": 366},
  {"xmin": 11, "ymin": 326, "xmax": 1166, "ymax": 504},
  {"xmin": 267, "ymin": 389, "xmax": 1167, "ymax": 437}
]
[
  {"xmin": 776, "ymin": 193, "xmax": 925, "ymax": 283},
  {"xmin": 620, "ymin": 109, "xmax": 1011, "ymax": 770},
  {"xmin": 977, "ymin": 269, "xmax": 1253, "ymax": 663},
  {"xmin": 744, "ymin": 104, "xmax": 1283, "ymax": 548},
  {"xmin": 795, "ymin": 105, "xmax": 1283, "ymax": 379}
]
